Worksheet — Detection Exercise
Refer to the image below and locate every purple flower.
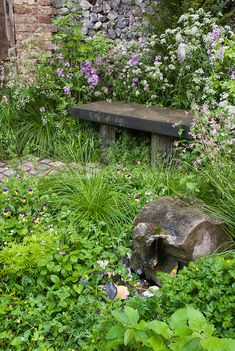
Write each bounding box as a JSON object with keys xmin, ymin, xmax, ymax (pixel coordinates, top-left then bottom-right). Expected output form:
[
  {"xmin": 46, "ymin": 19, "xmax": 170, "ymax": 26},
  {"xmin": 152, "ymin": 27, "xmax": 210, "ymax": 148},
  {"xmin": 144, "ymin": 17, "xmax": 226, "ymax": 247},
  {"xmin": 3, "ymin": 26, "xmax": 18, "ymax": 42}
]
[
  {"xmin": 59, "ymin": 250, "xmax": 67, "ymax": 256},
  {"xmin": 2, "ymin": 188, "xmax": 8, "ymax": 194},
  {"xmin": 39, "ymin": 107, "xmax": 45, "ymax": 113},
  {"xmin": 96, "ymin": 56, "xmax": 103, "ymax": 64},
  {"xmin": 19, "ymin": 211, "xmax": 28, "ymax": 217},
  {"xmin": 81, "ymin": 60, "xmax": 93, "ymax": 76},
  {"xmin": 155, "ymin": 55, "xmax": 161, "ymax": 62},
  {"xmin": 212, "ymin": 28, "xmax": 221, "ymax": 38},
  {"xmin": 63, "ymin": 61, "xmax": 70, "ymax": 67},
  {"xmin": 134, "ymin": 195, "xmax": 140, "ymax": 202},
  {"xmin": 57, "ymin": 68, "xmax": 65, "ymax": 78},
  {"xmin": 28, "ymin": 188, "xmax": 33, "ymax": 195},
  {"xmin": 32, "ymin": 215, "xmax": 40, "ymax": 224},
  {"xmin": 138, "ymin": 38, "xmax": 146, "ymax": 48},
  {"xmin": 3, "ymin": 209, "xmax": 10, "ymax": 217},
  {"xmin": 88, "ymin": 74, "xmax": 99, "ymax": 87},
  {"xmin": 132, "ymin": 77, "xmax": 139, "ymax": 87},
  {"xmin": 128, "ymin": 53, "xmax": 139, "ymax": 66},
  {"xmin": 63, "ymin": 86, "xmax": 71, "ymax": 94}
]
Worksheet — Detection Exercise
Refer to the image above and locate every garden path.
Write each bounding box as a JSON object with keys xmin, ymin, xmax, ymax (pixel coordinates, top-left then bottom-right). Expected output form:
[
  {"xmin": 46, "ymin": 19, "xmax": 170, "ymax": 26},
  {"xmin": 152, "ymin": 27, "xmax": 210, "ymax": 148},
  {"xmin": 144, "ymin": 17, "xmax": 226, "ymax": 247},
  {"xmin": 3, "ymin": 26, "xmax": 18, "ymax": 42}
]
[{"xmin": 0, "ymin": 158, "xmax": 64, "ymax": 183}]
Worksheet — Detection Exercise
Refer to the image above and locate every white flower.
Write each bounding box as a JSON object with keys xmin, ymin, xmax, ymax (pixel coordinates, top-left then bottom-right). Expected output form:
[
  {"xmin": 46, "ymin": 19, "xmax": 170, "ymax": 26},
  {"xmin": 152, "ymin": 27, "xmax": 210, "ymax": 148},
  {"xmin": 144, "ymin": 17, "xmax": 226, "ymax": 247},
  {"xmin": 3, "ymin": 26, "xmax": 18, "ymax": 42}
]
[{"xmin": 177, "ymin": 43, "xmax": 187, "ymax": 61}]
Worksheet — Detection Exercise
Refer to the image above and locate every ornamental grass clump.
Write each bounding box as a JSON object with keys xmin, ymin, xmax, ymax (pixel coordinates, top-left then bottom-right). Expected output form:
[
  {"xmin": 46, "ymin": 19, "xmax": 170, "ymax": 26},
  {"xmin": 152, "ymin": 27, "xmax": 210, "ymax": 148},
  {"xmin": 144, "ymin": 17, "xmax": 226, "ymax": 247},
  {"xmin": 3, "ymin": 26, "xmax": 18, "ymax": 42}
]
[{"xmin": 42, "ymin": 167, "xmax": 131, "ymax": 230}]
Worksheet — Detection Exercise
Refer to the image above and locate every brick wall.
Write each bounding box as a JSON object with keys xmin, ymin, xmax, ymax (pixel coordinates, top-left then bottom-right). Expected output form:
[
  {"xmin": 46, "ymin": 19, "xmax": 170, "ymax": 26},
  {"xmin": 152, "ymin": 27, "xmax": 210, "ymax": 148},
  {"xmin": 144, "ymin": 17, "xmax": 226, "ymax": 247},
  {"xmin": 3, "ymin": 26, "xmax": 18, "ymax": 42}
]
[{"xmin": 12, "ymin": 0, "xmax": 56, "ymax": 54}]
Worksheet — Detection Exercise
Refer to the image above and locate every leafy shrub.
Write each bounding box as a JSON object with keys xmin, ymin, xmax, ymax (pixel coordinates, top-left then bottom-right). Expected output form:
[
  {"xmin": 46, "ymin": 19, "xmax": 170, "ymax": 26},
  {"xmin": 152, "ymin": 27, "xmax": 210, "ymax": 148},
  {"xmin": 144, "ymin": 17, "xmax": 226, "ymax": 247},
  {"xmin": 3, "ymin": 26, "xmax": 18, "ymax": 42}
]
[
  {"xmin": 105, "ymin": 306, "xmax": 235, "ymax": 350},
  {"xmin": 146, "ymin": 0, "xmax": 235, "ymax": 35},
  {"xmin": 0, "ymin": 12, "xmax": 110, "ymax": 159},
  {"xmin": 128, "ymin": 253, "xmax": 235, "ymax": 338}
]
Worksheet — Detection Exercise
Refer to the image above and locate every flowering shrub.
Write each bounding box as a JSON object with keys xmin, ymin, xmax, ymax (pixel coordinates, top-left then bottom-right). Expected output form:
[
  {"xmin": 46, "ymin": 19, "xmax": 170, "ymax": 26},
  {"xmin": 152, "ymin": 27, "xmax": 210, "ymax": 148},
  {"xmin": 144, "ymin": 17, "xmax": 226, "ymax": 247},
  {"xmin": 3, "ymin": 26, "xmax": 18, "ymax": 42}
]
[
  {"xmin": 89, "ymin": 9, "xmax": 234, "ymax": 109},
  {"xmin": 77, "ymin": 9, "xmax": 234, "ymax": 163}
]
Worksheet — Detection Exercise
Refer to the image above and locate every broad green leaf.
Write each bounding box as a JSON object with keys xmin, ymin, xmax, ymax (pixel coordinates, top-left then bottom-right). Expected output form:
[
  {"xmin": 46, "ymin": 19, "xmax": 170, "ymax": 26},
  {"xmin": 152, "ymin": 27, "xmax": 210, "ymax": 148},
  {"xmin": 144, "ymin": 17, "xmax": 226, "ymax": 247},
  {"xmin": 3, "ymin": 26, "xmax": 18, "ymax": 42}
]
[
  {"xmin": 182, "ymin": 337, "xmax": 201, "ymax": 351},
  {"xmin": 50, "ymin": 275, "xmax": 60, "ymax": 284},
  {"xmin": 111, "ymin": 310, "xmax": 131, "ymax": 326},
  {"xmin": 133, "ymin": 330, "xmax": 149, "ymax": 345},
  {"xmin": 124, "ymin": 306, "xmax": 140, "ymax": 325},
  {"xmin": 201, "ymin": 336, "xmax": 235, "ymax": 351},
  {"xmin": 172, "ymin": 326, "xmax": 192, "ymax": 337},
  {"xmin": 186, "ymin": 308, "xmax": 209, "ymax": 333},
  {"xmin": 147, "ymin": 320, "xmax": 172, "ymax": 339},
  {"xmin": 124, "ymin": 329, "xmax": 135, "ymax": 346},
  {"xmin": 186, "ymin": 182, "xmax": 197, "ymax": 190},
  {"xmin": 169, "ymin": 306, "xmax": 208, "ymax": 335},
  {"xmin": 106, "ymin": 325, "xmax": 125, "ymax": 340},
  {"xmin": 148, "ymin": 335, "xmax": 165, "ymax": 351},
  {"xmin": 105, "ymin": 339, "xmax": 123, "ymax": 351},
  {"xmin": 70, "ymin": 255, "xmax": 77, "ymax": 263}
]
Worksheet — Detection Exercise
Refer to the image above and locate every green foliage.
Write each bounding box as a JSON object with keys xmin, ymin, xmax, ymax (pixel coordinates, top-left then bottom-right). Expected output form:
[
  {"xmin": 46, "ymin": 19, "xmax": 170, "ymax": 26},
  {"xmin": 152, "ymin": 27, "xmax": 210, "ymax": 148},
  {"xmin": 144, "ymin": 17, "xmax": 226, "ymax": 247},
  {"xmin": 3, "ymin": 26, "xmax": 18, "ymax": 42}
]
[
  {"xmin": 128, "ymin": 253, "xmax": 235, "ymax": 338},
  {"xmin": 106, "ymin": 130, "xmax": 150, "ymax": 165},
  {"xmin": 41, "ymin": 167, "xmax": 133, "ymax": 230},
  {"xmin": 199, "ymin": 162, "xmax": 235, "ymax": 236},
  {"xmin": 105, "ymin": 306, "xmax": 235, "ymax": 350},
  {"xmin": 0, "ymin": 175, "xmax": 54, "ymax": 247},
  {"xmin": 0, "ymin": 218, "xmax": 131, "ymax": 350},
  {"xmin": 0, "ymin": 230, "xmax": 59, "ymax": 277},
  {"xmin": 0, "ymin": 12, "xmax": 110, "ymax": 159}
]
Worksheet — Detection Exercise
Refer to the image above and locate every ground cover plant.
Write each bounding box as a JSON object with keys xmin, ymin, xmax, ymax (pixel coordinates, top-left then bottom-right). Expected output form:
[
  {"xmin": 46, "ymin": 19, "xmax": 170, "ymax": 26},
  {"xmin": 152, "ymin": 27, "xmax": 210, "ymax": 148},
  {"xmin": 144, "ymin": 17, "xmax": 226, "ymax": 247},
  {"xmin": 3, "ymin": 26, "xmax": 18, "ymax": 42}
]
[
  {"xmin": 0, "ymin": 159, "xmax": 234, "ymax": 350},
  {"xmin": 105, "ymin": 306, "xmax": 235, "ymax": 351}
]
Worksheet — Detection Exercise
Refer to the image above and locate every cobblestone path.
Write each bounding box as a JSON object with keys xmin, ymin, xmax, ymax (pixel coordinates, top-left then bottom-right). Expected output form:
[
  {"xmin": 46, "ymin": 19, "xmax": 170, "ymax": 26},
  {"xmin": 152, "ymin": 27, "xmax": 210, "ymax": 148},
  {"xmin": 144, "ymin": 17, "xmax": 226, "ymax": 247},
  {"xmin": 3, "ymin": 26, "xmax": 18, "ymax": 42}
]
[{"xmin": 0, "ymin": 158, "xmax": 65, "ymax": 183}]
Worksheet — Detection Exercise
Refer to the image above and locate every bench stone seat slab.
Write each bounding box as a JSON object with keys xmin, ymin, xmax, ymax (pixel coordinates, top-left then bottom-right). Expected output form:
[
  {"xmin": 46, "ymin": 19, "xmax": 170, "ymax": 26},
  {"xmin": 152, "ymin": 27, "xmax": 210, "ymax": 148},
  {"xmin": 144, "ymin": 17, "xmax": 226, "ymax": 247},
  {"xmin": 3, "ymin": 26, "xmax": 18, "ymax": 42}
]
[{"xmin": 70, "ymin": 101, "xmax": 193, "ymax": 139}]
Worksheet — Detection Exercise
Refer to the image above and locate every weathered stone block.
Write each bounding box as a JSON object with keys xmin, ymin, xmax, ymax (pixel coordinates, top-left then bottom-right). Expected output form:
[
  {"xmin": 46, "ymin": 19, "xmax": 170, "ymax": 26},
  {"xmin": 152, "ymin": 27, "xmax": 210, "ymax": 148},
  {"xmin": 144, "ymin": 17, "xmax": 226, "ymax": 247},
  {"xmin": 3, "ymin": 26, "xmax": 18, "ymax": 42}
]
[{"xmin": 131, "ymin": 196, "xmax": 231, "ymax": 283}]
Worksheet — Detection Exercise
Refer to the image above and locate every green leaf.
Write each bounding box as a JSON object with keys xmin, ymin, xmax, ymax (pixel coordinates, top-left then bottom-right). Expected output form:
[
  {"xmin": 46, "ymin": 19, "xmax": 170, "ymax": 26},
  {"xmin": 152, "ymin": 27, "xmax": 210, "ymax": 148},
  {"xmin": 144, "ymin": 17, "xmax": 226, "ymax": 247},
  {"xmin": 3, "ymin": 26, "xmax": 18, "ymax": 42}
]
[
  {"xmin": 124, "ymin": 329, "xmax": 135, "ymax": 346},
  {"xmin": 106, "ymin": 325, "xmax": 125, "ymax": 340},
  {"xmin": 111, "ymin": 310, "xmax": 131, "ymax": 326},
  {"xmin": 124, "ymin": 306, "xmax": 140, "ymax": 325},
  {"xmin": 105, "ymin": 339, "xmax": 123, "ymax": 351},
  {"xmin": 186, "ymin": 308, "xmax": 210, "ymax": 333},
  {"xmin": 201, "ymin": 337, "xmax": 235, "ymax": 351},
  {"xmin": 70, "ymin": 255, "xmax": 77, "ymax": 263},
  {"xmin": 147, "ymin": 320, "xmax": 172, "ymax": 339},
  {"xmin": 111, "ymin": 307, "xmax": 139, "ymax": 327},
  {"xmin": 169, "ymin": 306, "xmax": 208, "ymax": 335},
  {"xmin": 50, "ymin": 275, "xmax": 60, "ymax": 284},
  {"xmin": 186, "ymin": 182, "xmax": 197, "ymax": 191},
  {"xmin": 182, "ymin": 338, "xmax": 201, "ymax": 351},
  {"xmin": 148, "ymin": 335, "xmax": 165, "ymax": 351}
]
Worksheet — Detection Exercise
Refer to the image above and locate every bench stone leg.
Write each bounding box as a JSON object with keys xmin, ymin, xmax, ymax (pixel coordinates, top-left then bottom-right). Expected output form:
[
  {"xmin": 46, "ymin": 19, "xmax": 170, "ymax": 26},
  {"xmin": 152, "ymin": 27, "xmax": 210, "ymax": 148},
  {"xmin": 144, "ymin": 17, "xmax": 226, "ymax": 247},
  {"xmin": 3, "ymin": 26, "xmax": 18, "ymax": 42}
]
[
  {"xmin": 151, "ymin": 133, "xmax": 175, "ymax": 164},
  {"xmin": 100, "ymin": 124, "xmax": 116, "ymax": 147}
]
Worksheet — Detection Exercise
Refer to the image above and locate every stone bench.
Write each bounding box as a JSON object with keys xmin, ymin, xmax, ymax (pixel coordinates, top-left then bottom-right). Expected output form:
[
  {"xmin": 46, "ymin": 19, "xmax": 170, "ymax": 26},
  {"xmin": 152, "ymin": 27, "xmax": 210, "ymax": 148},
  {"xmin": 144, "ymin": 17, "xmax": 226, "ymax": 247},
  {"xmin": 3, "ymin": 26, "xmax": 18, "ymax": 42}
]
[{"xmin": 69, "ymin": 101, "xmax": 193, "ymax": 164}]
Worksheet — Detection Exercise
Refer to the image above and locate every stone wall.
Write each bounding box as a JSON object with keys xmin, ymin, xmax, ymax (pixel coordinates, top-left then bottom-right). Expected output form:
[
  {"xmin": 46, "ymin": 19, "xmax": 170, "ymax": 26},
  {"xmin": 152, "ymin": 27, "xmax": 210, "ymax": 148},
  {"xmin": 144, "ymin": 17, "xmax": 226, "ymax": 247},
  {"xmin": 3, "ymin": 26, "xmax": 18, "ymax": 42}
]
[
  {"xmin": 53, "ymin": 0, "xmax": 157, "ymax": 39},
  {"xmin": 4, "ymin": 0, "xmax": 158, "ymax": 58}
]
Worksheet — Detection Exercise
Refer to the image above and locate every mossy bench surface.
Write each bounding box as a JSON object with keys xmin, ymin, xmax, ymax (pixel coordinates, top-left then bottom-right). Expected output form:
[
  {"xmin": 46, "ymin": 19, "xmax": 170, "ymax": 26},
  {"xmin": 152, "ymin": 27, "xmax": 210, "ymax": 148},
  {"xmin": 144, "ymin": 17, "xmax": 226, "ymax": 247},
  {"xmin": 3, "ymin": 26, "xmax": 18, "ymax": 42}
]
[{"xmin": 70, "ymin": 101, "xmax": 193, "ymax": 139}]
